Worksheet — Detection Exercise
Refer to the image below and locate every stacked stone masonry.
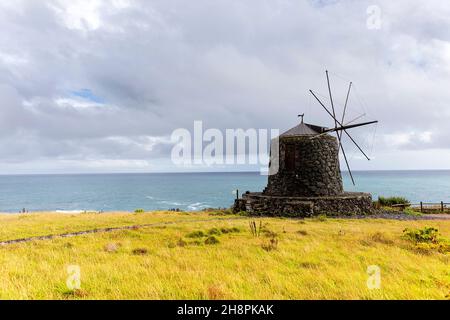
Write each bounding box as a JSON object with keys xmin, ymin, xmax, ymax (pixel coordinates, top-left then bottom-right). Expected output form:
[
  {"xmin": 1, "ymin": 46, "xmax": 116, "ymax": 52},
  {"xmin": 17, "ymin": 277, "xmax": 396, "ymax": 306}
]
[
  {"xmin": 233, "ymin": 128, "xmax": 374, "ymax": 216},
  {"xmin": 234, "ymin": 192, "xmax": 373, "ymax": 217},
  {"xmin": 264, "ymin": 135, "xmax": 344, "ymax": 197}
]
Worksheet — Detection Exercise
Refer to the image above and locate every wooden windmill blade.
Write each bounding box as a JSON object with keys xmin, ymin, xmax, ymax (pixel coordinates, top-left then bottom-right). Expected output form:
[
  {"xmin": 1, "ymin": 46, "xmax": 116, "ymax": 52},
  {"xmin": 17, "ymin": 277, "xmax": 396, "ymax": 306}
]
[
  {"xmin": 309, "ymin": 71, "xmax": 378, "ymax": 185},
  {"xmin": 309, "ymin": 90, "xmax": 373, "ymax": 161},
  {"xmin": 339, "ymin": 81, "xmax": 353, "ymax": 141},
  {"xmin": 326, "ymin": 71, "xmax": 339, "ymax": 133},
  {"xmin": 325, "ymin": 70, "xmax": 355, "ymax": 186}
]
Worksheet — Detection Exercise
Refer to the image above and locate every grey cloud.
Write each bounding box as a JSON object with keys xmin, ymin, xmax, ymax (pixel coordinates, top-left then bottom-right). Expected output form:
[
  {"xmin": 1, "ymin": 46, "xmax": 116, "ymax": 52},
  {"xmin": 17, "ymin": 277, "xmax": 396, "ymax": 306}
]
[{"xmin": 0, "ymin": 0, "xmax": 449, "ymax": 173}]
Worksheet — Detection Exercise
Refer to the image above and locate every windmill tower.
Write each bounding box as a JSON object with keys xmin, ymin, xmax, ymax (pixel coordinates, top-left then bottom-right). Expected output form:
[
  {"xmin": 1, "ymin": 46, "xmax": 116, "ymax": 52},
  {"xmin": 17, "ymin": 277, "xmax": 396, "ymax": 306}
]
[
  {"xmin": 263, "ymin": 120, "xmax": 344, "ymax": 197},
  {"xmin": 234, "ymin": 71, "xmax": 378, "ymax": 216}
]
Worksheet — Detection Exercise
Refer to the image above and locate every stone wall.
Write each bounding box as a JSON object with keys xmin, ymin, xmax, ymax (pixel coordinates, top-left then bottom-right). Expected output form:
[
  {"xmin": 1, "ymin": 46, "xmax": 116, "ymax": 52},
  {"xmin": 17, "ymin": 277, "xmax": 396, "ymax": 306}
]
[
  {"xmin": 264, "ymin": 135, "xmax": 344, "ymax": 197},
  {"xmin": 234, "ymin": 192, "xmax": 374, "ymax": 217}
]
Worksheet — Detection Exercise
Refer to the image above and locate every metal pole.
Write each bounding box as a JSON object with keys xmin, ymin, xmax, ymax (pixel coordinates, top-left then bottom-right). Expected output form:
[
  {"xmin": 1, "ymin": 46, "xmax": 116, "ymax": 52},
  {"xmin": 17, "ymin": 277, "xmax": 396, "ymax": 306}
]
[
  {"xmin": 420, "ymin": 201, "xmax": 423, "ymax": 213},
  {"xmin": 441, "ymin": 201, "xmax": 444, "ymax": 212}
]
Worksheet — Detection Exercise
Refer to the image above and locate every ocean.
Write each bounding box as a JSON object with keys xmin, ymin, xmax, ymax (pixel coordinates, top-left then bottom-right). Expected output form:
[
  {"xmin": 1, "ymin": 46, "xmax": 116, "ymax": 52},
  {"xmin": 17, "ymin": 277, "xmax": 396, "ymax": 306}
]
[{"xmin": 0, "ymin": 171, "xmax": 449, "ymax": 213}]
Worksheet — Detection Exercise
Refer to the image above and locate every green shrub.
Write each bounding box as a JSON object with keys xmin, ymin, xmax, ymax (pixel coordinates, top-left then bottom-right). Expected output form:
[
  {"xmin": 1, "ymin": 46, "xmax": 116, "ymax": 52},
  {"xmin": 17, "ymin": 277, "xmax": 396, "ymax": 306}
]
[
  {"xmin": 186, "ymin": 230, "xmax": 206, "ymax": 238},
  {"xmin": 378, "ymin": 196, "xmax": 410, "ymax": 206},
  {"xmin": 208, "ymin": 228, "xmax": 222, "ymax": 236},
  {"xmin": 402, "ymin": 227, "xmax": 439, "ymax": 244},
  {"xmin": 134, "ymin": 209, "xmax": 145, "ymax": 213},
  {"xmin": 168, "ymin": 238, "xmax": 189, "ymax": 248},
  {"xmin": 220, "ymin": 227, "xmax": 240, "ymax": 234},
  {"xmin": 404, "ymin": 208, "xmax": 422, "ymax": 216},
  {"xmin": 403, "ymin": 228, "xmax": 450, "ymax": 254},
  {"xmin": 205, "ymin": 236, "xmax": 220, "ymax": 245}
]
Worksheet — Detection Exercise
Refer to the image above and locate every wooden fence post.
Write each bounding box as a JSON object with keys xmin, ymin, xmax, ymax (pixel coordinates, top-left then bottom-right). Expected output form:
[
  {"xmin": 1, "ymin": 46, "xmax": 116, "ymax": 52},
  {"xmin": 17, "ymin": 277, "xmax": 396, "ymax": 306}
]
[
  {"xmin": 441, "ymin": 201, "xmax": 444, "ymax": 213},
  {"xmin": 420, "ymin": 201, "xmax": 423, "ymax": 213}
]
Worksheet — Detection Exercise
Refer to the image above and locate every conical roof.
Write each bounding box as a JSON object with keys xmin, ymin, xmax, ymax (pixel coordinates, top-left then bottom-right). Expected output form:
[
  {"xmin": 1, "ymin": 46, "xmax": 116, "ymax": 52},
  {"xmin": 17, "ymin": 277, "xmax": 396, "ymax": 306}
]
[{"xmin": 280, "ymin": 122, "xmax": 328, "ymax": 138}]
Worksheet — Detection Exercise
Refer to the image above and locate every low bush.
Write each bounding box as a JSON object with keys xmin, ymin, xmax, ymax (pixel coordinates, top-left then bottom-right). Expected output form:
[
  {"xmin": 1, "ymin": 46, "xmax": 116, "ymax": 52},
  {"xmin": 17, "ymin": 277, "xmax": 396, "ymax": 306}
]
[
  {"xmin": 261, "ymin": 236, "xmax": 278, "ymax": 252},
  {"xmin": 168, "ymin": 238, "xmax": 188, "ymax": 248},
  {"xmin": 186, "ymin": 230, "xmax": 206, "ymax": 238},
  {"xmin": 378, "ymin": 196, "xmax": 410, "ymax": 206},
  {"xmin": 205, "ymin": 236, "xmax": 220, "ymax": 245},
  {"xmin": 404, "ymin": 208, "xmax": 422, "ymax": 216},
  {"xmin": 220, "ymin": 227, "xmax": 241, "ymax": 234},
  {"xmin": 177, "ymin": 238, "xmax": 188, "ymax": 247},
  {"xmin": 132, "ymin": 248, "xmax": 148, "ymax": 255},
  {"xmin": 208, "ymin": 228, "xmax": 222, "ymax": 236},
  {"xmin": 402, "ymin": 227, "xmax": 439, "ymax": 244},
  {"xmin": 134, "ymin": 209, "xmax": 145, "ymax": 213},
  {"xmin": 402, "ymin": 227, "xmax": 450, "ymax": 254}
]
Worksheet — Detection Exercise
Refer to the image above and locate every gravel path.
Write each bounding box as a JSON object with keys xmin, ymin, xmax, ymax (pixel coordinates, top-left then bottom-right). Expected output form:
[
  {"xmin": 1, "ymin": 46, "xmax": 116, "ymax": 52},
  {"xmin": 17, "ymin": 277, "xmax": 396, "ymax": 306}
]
[{"xmin": 333, "ymin": 212, "xmax": 450, "ymax": 221}]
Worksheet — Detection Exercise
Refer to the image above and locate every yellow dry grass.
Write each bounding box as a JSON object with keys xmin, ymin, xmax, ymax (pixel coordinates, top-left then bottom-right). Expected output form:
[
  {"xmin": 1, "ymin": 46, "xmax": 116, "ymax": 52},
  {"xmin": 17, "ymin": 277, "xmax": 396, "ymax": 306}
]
[{"xmin": 0, "ymin": 211, "xmax": 449, "ymax": 300}]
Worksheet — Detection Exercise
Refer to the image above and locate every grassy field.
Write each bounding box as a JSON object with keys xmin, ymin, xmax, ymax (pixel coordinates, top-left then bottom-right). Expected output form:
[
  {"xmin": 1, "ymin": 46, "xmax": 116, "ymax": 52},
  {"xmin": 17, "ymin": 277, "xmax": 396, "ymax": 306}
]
[{"xmin": 0, "ymin": 211, "xmax": 449, "ymax": 300}]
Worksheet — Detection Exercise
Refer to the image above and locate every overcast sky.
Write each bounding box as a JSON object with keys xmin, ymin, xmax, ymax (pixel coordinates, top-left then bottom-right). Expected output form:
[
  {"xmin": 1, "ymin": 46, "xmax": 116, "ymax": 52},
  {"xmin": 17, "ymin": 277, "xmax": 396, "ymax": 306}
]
[{"xmin": 0, "ymin": 0, "xmax": 449, "ymax": 174}]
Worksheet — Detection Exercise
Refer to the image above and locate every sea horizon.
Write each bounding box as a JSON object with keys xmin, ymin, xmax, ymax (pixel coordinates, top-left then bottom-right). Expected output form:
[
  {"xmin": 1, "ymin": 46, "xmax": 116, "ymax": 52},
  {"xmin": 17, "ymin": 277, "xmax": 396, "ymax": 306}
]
[
  {"xmin": 1, "ymin": 168, "xmax": 450, "ymax": 176},
  {"xmin": 0, "ymin": 170, "xmax": 449, "ymax": 213}
]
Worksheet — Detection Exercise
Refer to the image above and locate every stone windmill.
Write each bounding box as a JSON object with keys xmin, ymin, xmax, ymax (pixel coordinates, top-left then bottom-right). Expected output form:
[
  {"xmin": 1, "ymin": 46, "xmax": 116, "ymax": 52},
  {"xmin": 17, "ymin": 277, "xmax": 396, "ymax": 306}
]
[{"xmin": 234, "ymin": 71, "xmax": 378, "ymax": 216}]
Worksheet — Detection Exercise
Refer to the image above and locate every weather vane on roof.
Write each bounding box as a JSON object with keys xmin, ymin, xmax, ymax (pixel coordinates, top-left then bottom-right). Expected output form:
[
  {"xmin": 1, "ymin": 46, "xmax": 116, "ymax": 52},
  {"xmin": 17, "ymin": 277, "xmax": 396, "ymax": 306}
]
[{"xmin": 298, "ymin": 113, "xmax": 305, "ymax": 123}]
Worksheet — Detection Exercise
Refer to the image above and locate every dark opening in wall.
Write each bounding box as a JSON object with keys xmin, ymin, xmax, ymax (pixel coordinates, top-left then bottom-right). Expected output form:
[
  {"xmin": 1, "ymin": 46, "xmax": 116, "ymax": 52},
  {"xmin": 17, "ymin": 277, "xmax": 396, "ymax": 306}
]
[{"xmin": 285, "ymin": 144, "xmax": 295, "ymax": 171}]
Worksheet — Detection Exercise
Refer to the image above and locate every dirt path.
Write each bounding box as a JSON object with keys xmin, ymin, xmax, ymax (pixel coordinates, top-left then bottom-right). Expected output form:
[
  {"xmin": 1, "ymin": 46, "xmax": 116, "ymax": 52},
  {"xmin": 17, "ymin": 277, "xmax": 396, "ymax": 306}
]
[
  {"xmin": 422, "ymin": 214, "xmax": 450, "ymax": 220},
  {"xmin": 0, "ymin": 216, "xmax": 248, "ymax": 246},
  {"xmin": 1, "ymin": 213, "xmax": 449, "ymax": 247},
  {"xmin": 339, "ymin": 213, "xmax": 450, "ymax": 220}
]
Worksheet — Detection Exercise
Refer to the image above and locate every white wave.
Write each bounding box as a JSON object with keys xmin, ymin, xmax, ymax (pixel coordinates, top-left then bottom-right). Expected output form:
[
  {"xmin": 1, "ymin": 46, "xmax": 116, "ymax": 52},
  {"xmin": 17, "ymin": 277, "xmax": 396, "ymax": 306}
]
[
  {"xmin": 56, "ymin": 210, "xmax": 99, "ymax": 214},
  {"xmin": 187, "ymin": 202, "xmax": 209, "ymax": 211},
  {"xmin": 158, "ymin": 200, "xmax": 185, "ymax": 206}
]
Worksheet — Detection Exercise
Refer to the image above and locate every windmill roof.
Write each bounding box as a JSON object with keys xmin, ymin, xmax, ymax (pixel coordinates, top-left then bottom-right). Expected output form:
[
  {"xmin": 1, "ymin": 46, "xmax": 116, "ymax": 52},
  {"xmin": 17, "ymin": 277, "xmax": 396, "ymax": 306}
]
[{"xmin": 280, "ymin": 122, "xmax": 328, "ymax": 138}]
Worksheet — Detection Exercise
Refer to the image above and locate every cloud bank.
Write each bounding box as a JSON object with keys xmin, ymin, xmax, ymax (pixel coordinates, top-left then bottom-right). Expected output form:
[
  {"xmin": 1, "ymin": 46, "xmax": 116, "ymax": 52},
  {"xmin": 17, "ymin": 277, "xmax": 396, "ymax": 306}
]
[{"xmin": 0, "ymin": 0, "xmax": 449, "ymax": 173}]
